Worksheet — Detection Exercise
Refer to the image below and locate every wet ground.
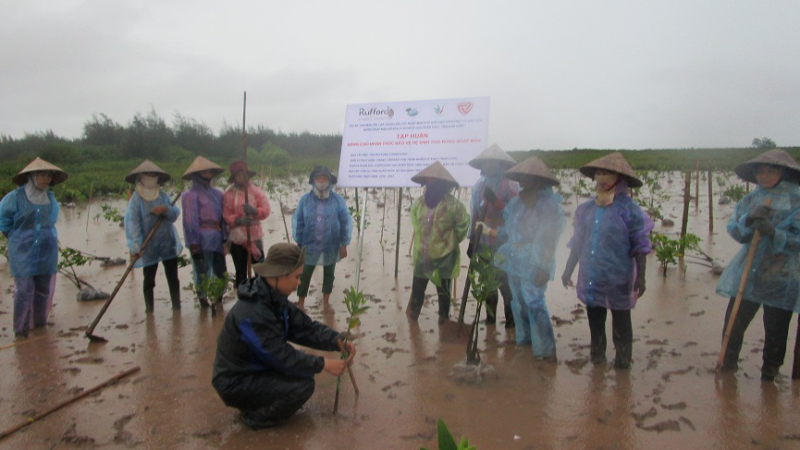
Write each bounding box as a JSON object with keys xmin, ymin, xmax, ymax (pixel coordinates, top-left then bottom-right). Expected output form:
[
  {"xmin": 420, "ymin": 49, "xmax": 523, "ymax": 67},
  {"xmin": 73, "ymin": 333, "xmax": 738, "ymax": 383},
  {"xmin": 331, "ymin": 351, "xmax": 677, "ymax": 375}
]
[{"xmin": 1, "ymin": 172, "xmax": 799, "ymax": 449}]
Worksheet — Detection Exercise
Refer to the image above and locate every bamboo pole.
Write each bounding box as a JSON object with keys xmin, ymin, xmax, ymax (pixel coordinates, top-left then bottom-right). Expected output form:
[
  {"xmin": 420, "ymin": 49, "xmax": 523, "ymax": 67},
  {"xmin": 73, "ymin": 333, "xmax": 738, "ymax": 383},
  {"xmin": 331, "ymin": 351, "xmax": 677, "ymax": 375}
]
[
  {"xmin": 0, "ymin": 367, "xmax": 140, "ymax": 441},
  {"xmin": 394, "ymin": 188, "xmax": 402, "ymax": 278},
  {"xmin": 716, "ymin": 199, "xmax": 771, "ymax": 372},
  {"xmin": 695, "ymin": 161, "xmax": 700, "ymax": 211},
  {"xmin": 707, "ymin": 170, "xmax": 714, "ymax": 233},
  {"xmin": 380, "ymin": 189, "xmax": 387, "ymax": 267},
  {"xmin": 0, "ymin": 335, "xmax": 47, "ymax": 351},
  {"xmin": 242, "ymin": 92, "xmax": 253, "ymax": 278},
  {"xmin": 679, "ymin": 171, "xmax": 691, "ymax": 268}
]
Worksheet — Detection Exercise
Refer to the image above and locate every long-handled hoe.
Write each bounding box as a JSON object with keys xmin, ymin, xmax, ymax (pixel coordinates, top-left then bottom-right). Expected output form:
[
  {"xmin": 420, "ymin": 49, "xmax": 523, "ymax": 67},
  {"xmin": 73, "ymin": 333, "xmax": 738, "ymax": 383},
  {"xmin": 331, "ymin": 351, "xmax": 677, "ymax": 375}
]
[{"xmin": 84, "ymin": 193, "xmax": 181, "ymax": 342}]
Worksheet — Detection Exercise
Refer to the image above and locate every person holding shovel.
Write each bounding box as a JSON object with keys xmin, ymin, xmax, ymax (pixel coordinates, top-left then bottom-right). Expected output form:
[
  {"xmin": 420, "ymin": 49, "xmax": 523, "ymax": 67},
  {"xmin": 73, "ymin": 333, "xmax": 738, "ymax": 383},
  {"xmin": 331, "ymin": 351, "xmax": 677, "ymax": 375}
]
[
  {"xmin": 292, "ymin": 166, "xmax": 352, "ymax": 309},
  {"xmin": 212, "ymin": 243, "xmax": 355, "ymax": 429},
  {"xmin": 468, "ymin": 144, "xmax": 520, "ymax": 327},
  {"xmin": 0, "ymin": 158, "xmax": 66, "ymax": 339},
  {"xmin": 486, "ymin": 157, "xmax": 565, "ymax": 360},
  {"xmin": 182, "ymin": 156, "xmax": 228, "ymax": 311},
  {"xmin": 223, "ymin": 160, "xmax": 271, "ymax": 288},
  {"xmin": 561, "ymin": 152, "xmax": 653, "ymax": 369},
  {"xmin": 408, "ymin": 161, "xmax": 470, "ymax": 324},
  {"xmin": 716, "ymin": 149, "xmax": 800, "ymax": 381},
  {"xmin": 124, "ymin": 160, "xmax": 183, "ymax": 311}
]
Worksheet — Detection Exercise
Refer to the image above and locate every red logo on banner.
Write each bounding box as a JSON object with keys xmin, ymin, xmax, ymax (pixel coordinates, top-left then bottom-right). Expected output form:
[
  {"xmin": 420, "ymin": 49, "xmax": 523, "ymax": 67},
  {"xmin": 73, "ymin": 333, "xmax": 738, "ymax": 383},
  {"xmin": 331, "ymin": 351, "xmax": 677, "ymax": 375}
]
[{"xmin": 457, "ymin": 102, "xmax": 474, "ymax": 115}]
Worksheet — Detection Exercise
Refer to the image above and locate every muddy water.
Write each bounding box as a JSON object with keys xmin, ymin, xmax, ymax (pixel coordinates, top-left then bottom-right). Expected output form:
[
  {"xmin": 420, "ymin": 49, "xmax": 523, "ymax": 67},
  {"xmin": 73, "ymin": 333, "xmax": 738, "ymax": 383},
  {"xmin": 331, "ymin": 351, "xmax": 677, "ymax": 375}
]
[{"xmin": 1, "ymin": 173, "xmax": 799, "ymax": 450}]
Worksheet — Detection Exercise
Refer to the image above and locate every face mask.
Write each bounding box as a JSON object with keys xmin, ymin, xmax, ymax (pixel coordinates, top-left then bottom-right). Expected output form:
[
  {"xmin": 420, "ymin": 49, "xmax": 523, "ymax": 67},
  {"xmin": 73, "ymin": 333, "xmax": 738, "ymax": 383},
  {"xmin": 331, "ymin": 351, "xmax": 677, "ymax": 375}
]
[
  {"xmin": 594, "ymin": 173, "xmax": 620, "ymax": 192},
  {"xmin": 314, "ymin": 181, "xmax": 330, "ymax": 192}
]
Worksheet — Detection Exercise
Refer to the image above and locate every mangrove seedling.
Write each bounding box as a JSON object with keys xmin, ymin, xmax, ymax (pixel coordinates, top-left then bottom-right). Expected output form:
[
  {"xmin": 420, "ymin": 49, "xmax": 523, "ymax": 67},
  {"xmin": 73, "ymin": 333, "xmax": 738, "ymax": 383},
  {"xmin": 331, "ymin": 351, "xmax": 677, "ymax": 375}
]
[
  {"xmin": 465, "ymin": 248, "xmax": 502, "ymax": 364},
  {"xmin": 58, "ymin": 246, "xmax": 93, "ymax": 289},
  {"xmin": 189, "ymin": 273, "xmax": 230, "ymax": 314},
  {"xmin": 651, "ymin": 232, "xmax": 701, "ymax": 277},
  {"xmin": 722, "ymin": 184, "xmax": 747, "ymax": 202},
  {"xmin": 334, "ymin": 286, "xmax": 369, "ymax": 414},
  {"xmin": 420, "ymin": 419, "xmax": 477, "ymax": 450},
  {"xmin": 100, "ymin": 204, "xmax": 124, "ymax": 225}
]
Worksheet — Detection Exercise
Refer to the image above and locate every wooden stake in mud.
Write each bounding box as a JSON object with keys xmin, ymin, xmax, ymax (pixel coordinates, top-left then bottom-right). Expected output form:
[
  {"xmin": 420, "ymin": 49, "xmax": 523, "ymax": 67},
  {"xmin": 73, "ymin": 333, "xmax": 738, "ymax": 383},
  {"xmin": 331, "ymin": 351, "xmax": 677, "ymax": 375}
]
[
  {"xmin": 0, "ymin": 366, "xmax": 140, "ymax": 441},
  {"xmin": 355, "ymin": 188, "xmax": 360, "ymax": 234},
  {"xmin": 85, "ymin": 193, "xmax": 182, "ymax": 342},
  {"xmin": 716, "ymin": 198, "xmax": 771, "ymax": 372},
  {"xmin": 85, "ymin": 182, "xmax": 93, "ymax": 233},
  {"xmin": 242, "ymin": 91, "xmax": 253, "ymax": 278},
  {"xmin": 380, "ymin": 189, "xmax": 387, "ymax": 267},
  {"xmin": 394, "ymin": 188, "xmax": 403, "ymax": 279},
  {"xmin": 457, "ymin": 201, "xmax": 489, "ymax": 327},
  {"xmin": 679, "ymin": 170, "xmax": 691, "ymax": 268},
  {"xmin": 695, "ymin": 161, "xmax": 700, "ymax": 211},
  {"xmin": 707, "ymin": 170, "xmax": 714, "ymax": 233}
]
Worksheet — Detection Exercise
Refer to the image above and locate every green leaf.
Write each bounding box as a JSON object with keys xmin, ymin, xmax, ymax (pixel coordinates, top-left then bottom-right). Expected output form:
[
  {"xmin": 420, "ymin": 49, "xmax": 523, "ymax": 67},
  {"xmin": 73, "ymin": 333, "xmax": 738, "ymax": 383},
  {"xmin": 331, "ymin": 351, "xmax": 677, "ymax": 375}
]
[{"xmin": 437, "ymin": 419, "xmax": 458, "ymax": 450}]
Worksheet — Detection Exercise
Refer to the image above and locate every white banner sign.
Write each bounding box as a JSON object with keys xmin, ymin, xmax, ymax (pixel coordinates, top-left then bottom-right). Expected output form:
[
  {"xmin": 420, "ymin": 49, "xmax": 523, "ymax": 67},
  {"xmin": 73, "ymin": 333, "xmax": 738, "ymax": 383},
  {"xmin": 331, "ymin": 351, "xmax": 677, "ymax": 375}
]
[{"xmin": 337, "ymin": 97, "xmax": 490, "ymax": 188}]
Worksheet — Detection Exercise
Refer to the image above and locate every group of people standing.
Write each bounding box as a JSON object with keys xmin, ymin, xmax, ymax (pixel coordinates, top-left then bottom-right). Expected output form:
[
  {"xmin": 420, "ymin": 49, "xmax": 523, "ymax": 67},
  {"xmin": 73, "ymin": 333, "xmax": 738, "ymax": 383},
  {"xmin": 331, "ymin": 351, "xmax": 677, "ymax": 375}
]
[
  {"xmin": 2, "ymin": 145, "xmax": 799, "ymax": 428},
  {"xmin": 407, "ymin": 147, "xmax": 652, "ymax": 369}
]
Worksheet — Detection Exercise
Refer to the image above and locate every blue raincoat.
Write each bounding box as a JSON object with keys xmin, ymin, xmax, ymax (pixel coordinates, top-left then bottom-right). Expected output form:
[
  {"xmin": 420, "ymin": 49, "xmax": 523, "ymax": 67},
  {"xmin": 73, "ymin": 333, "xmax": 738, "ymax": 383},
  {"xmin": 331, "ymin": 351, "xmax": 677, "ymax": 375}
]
[
  {"xmin": 568, "ymin": 192, "xmax": 654, "ymax": 310},
  {"xmin": 495, "ymin": 189, "xmax": 565, "ymax": 357},
  {"xmin": 292, "ymin": 191, "xmax": 352, "ymax": 266},
  {"xmin": 715, "ymin": 181, "xmax": 800, "ymax": 312},
  {"xmin": 0, "ymin": 187, "xmax": 59, "ymax": 278},
  {"xmin": 469, "ymin": 175, "xmax": 519, "ymax": 251},
  {"xmin": 495, "ymin": 189, "xmax": 565, "ymax": 282},
  {"xmin": 125, "ymin": 191, "xmax": 183, "ymax": 269}
]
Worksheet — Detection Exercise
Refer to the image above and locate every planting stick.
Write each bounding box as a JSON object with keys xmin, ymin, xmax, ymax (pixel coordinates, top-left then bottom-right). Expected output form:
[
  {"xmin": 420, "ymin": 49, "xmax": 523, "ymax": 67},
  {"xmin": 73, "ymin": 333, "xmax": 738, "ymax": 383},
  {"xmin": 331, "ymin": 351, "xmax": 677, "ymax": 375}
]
[
  {"xmin": 355, "ymin": 188, "xmax": 360, "ymax": 234},
  {"xmin": 679, "ymin": 171, "xmax": 691, "ymax": 268},
  {"xmin": 695, "ymin": 161, "xmax": 700, "ymax": 210},
  {"xmin": 85, "ymin": 193, "xmax": 181, "ymax": 342},
  {"xmin": 355, "ymin": 193, "xmax": 367, "ymax": 293},
  {"xmin": 408, "ymin": 231, "xmax": 414, "ymax": 256},
  {"xmin": 337, "ymin": 338, "xmax": 359, "ymax": 394},
  {"xmin": 457, "ymin": 202, "xmax": 489, "ymax": 327},
  {"xmin": 85, "ymin": 182, "xmax": 93, "ymax": 233},
  {"xmin": 394, "ymin": 188, "xmax": 402, "ymax": 278},
  {"xmin": 380, "ymin": 189, "xmax": 387, "ymax": 267},
  {"xmin": 708, "ymin": 170, "xmax": 714, "ymax": 233},
  {"xmin": 279, "ymin": 196, "xmax": 291, "ymax": 243},
  {"xmin": 793, "ymin": 318, "xmax": 800, "ymax": 379},
  {"xmin": 0, "ymin": 366, "xmax": 140, "ymax": 441},
  {"xmin": 242, "ymin": 91, "xmax": 253, "ymax": 278},
  {"xmin": 716, "ymin": 198, "xmax": 771, "ymax": 372}
]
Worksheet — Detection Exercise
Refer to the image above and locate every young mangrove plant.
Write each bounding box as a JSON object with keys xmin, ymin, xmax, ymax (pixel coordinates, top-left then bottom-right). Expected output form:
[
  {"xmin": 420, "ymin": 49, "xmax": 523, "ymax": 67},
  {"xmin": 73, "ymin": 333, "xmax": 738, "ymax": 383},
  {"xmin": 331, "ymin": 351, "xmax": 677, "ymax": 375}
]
[
  {"xmin": 465, "ymin": 248, "xmax": 502, "ymax": 364},
  {"xmin": 333, "ymin": 286, "xmax": 369, "ymax": 414},
  {"xmin": 420, "ymin": 418, "xmax": 477, "ymax": 450},
  {"xmin": 651, "ymin": 232, "xmax": 701, "ymax": 277},
  {"xmin": 100, "ymin": 204, "xmax": 124, "ymax": 225}
]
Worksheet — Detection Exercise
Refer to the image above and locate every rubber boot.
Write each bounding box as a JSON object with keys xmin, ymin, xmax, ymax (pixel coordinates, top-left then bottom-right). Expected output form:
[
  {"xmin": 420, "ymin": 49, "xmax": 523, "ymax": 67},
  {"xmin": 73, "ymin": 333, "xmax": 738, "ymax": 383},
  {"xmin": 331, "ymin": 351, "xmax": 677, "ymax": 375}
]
[
  {"xmin": 591, "ymin": 334, "xmax": 607, "ymax": 365},
  {"xmin": 761, "ymin": 365, "xmax": 779, "ymax": 381},
  {"xmin": 503, "ymin": 300, "xmax": 515, "ymax": 329},
  {"xmin": 169, "ymin": 285, "xmax": 181, "ymax": 310},
  {"xmin": 144, "ymin": 291, "xmax": 155, "ymax": 313},
  {"xmin": 613, "ymin": 334, "xmax": 632, "ymax": 370}
]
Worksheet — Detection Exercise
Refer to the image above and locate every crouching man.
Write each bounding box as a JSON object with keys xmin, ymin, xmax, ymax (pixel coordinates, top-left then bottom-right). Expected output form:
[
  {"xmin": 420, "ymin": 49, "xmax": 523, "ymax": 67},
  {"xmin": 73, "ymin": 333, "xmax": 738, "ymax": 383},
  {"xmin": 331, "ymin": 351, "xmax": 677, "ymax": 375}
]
[{"xmin": 212, "ymin": 243, "xmax": 356, "ymax": 429}]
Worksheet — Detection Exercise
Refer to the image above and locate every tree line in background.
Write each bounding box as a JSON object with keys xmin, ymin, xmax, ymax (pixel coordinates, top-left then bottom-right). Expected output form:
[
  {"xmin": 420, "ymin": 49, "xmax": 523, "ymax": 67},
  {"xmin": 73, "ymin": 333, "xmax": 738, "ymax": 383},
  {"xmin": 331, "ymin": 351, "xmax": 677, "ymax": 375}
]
[{"xmin": 0, "ymin": 109, "xmax": 343, "ymax": 165}]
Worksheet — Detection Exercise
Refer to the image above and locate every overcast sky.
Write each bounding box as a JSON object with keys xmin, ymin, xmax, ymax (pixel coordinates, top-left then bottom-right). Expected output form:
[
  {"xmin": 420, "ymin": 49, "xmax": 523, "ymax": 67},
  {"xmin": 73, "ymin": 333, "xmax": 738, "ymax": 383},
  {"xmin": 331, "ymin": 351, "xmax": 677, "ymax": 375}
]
[{"xmin": 2, "ymin": 0, "xmax": 799, "ymax": 151}]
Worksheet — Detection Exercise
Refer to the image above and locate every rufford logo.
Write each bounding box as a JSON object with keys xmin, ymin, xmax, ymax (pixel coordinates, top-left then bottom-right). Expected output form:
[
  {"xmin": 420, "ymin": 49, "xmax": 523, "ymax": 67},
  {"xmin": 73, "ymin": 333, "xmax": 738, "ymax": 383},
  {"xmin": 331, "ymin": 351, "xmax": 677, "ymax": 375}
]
[
  {"xmin": 457, "ymin": 102, "xmax": 474, "ymax": 115},
  {"xmin": 359, "ymin": 107, "xmax": 394, "ymax": 119}
]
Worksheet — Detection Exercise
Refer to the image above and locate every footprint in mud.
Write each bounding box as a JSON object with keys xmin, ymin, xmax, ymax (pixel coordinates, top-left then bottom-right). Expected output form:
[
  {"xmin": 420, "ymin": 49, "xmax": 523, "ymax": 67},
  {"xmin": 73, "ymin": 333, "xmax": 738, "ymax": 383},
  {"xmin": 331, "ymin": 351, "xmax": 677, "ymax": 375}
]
[
  {"xmin": 112, "ymin": 346, "xmax": 129, "ymax": 353},
  {"xmin": 679, "ymin": 416, "xmax": 696, "ymax": 431},
  {"xmin": 640, "ymin": 420, "xmax": 681, "ymax": 432},
  {"xmin": 62, "ymin": 422, "xmax": 95, "ymax": 445},
  {"xmin": 690, "ymin": 310, "xmax": 705, "ymax": 317},
  {"xmin": 661, "ymin": 366, "xmax": 695, "ymax": 382},
  {"xmin": 646, "ymin": 339, "xmax": 668, "ymax": 346},
  {"xmin": 661, "ymin": 401, "xmax": 687, "ymax": 410},
  {"xmin": 74, "ymin": 356, "xmax": 104, "ymax": 364},
  {"xmin": 631, "ymin": 407, "xmax": 657, "ymax": 425},
  {"xmin": 62, "ymin": 367, "xmax": 81, "ymax": 376}
]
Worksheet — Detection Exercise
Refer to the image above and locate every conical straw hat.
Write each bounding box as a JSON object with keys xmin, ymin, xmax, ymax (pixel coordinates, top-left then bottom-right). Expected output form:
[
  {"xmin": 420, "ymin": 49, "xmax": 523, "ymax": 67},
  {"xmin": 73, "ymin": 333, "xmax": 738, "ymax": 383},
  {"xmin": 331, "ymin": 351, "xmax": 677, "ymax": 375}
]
[
  {"xmin": 504, "ymin": 157, "xmax": 560, "ymax": 187},
  {"xmin": 182, "ymin": 156, "xmax": 224, "ymax": 180},
  {"xmin": 468, "ymin": 144, "xmax": 517, "ymax": 170},
  {"xmin": 12, "ymin": 157, "xmax": 68, "ymax": 186},
  {"xmin": 125, "ymin": 159, "xmax": 171, "ymax": 184},
  {"xmin": 410, "ymin": 161, "xmax": 459, "ymax": 188},
  {"xmin": 734, "ymin": 149, "xmax": 800, "ymax": 184},
  {"xmin": 579, "ymin": 152, "xmax": 642, "ymax": 188}
]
